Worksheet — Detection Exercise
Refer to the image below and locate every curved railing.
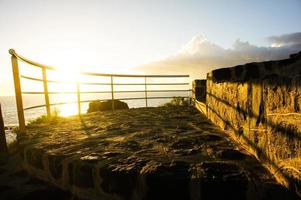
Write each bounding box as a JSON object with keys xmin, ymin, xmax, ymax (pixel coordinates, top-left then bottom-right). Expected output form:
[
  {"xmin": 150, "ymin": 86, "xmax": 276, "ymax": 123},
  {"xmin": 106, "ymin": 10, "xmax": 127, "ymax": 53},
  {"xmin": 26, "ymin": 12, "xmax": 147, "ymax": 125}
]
[{"xmin": 9, "ymin": 49, "xmax": 190, "ymax": 131}]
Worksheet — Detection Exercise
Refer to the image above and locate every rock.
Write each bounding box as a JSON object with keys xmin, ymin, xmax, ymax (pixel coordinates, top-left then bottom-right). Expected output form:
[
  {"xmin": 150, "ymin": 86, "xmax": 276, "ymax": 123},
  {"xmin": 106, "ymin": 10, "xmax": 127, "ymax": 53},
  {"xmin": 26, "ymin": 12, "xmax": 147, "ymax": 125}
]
[
  {"xmin": 202, "ymin": 134, "xmax": 224, "ymax": 142},
  {"xmin": 142, "ymin": 161, "xmax": 191, "ymax": 200},
  {"xmin": 216, "ymin": 149, "xmax": 247, "ymax": 160},
  {"xmin": 48, "ymin": 154, "xmax": 65, "ymax": 179},
  {"xmin": 87, "ymin": 100, "xmax": 129, "ymax": 113},
  {"xmin": 0, "ymin": 185, "xmax": 13, "ymax": 193},
  {"xmin": 170, "ymin": 137, "xmax": 198, "ymax": 149},
  {"xmin": 99, "ymin": 166, "xmax": 138, "ymax": 199},
  {"xmin": 19, "ymin": 188, "xmax": 72, "ymax": 200},
  {"xmin": 69, "ymin": 162, "xmax": 94, "ymax": 188},
  {"xmin": 25, "ymin": 148, "xmax": 44, "ymax": 170}
]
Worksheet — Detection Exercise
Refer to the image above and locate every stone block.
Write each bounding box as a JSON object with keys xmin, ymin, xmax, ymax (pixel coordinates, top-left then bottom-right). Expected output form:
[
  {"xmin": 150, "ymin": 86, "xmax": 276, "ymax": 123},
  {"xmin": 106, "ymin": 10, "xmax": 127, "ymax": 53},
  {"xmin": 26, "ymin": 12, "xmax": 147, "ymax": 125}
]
[
  {"xmin": 192, "ymin": 79, "xmax": 206, "ymax": 102},
  {"xmin": 69, "ymin": 162, "xmax": 94, "ymax": 188},
  {"xmin": 26, "ymin": 148, "xmax": 44, "ymax": 170},
  {"xmin": 204, "ymin": 52, "xmax": 301, "ymax": 195}
]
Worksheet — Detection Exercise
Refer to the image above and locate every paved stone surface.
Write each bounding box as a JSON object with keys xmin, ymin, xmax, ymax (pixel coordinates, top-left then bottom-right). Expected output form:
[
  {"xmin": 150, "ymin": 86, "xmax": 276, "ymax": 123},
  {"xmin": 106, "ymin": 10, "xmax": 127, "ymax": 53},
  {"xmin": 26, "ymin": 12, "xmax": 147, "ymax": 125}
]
[
  {"xmin": 17, "ymin": 106, "xmax": 299, "ymax": 200},
  {"xmin": 0, "ymin": 152, "xmax": 77, "ymax": 200}
]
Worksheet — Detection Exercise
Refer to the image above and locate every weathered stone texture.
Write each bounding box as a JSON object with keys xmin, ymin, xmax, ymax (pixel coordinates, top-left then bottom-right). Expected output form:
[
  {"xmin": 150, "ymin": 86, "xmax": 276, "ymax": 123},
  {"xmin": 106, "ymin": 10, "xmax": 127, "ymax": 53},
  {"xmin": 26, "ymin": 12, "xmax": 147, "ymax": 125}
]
[
  {"xmin": 19, "ymin": 107, "xmax": 297, "ymax": 200},
  {"xmin": 202, "ymin": 51, "xmax": 301, "ymax": 195},
  {"xmin": 192, "ymin": 80, "xmax": 206, "ymax": 102},
  {"xmin": 192, "ymin": 80, "xmax": 207, "ymax": 115}
]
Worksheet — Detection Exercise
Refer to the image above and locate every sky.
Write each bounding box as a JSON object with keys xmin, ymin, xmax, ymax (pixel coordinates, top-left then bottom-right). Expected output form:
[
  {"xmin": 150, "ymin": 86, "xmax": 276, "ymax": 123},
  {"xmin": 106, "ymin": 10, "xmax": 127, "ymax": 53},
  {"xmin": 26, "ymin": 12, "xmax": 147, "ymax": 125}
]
[{"xmin": 0, "ymin": 0, "xmax": 301, "ymax": 95}]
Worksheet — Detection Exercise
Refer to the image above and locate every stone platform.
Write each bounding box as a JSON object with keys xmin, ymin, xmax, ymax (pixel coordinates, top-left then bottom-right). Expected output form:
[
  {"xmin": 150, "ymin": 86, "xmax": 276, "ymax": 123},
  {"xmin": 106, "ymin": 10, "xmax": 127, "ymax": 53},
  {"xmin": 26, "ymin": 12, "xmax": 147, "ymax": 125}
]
[{"xmin": 18, "ymin": 107, "xmax": 299, "ymax": 200}]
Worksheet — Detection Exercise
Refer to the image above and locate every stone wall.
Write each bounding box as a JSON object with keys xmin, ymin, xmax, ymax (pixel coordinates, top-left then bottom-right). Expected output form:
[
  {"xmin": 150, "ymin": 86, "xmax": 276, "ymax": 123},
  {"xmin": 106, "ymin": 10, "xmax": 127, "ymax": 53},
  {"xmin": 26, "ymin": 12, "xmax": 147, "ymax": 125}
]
[
  {"xmin": 192, "ymin": 80, "xmax": 207, "ymax": 115},
  {"xmin": 193, "ymin": 52, "xmax": 301, "ymax": 195}
]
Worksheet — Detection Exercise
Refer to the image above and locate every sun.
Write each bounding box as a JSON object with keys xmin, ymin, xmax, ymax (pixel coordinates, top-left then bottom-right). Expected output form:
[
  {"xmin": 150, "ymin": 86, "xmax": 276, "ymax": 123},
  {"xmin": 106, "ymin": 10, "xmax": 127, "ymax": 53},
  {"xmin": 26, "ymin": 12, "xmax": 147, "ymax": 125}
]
[
  {"xmin": 49, "ymin": 68, "xmax": 81, "ymax": 116},
  {"xmin": 58, "ymin": 103, "xmax": 79, "ymax": 116}
]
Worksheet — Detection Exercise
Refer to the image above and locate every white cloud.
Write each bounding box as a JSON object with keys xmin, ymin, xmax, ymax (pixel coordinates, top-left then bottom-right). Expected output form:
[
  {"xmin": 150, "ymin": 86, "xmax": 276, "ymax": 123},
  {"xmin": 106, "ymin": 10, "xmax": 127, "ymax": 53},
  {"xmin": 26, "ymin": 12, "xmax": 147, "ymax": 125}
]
[
  {"xmin": 139, "ymin": 32, "xmax": 301, "ymax": 79},
  {"xmin": 178, "ymin": 35, "xmax": 224, "ymax": 57},
  {"xmin": 267, "ymin": 32, "xmax": 301, "ymax": 47}
]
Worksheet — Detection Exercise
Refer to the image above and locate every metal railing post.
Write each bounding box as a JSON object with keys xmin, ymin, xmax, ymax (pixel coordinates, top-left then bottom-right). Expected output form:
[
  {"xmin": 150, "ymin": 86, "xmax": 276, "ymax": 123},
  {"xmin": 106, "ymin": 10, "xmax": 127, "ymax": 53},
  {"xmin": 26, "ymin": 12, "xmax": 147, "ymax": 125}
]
[
  {"xmin": 144, "ymin": 76, "xmax": 148, "ymax": 107},
  {"xmin": 111, "ymin": 76, "xmax": 115, "ymax": 111},
  {"xmin": 11, "ymin": 51, "xmax": 25, "ymax": 131},
  {"xmin": 42, "ymin": 67, "xmax": 51, "ymax": 117},
  {"xmin": 0, "ymin": 104, "xmax": 8, "ymax": 153},
  {"xmin": 8, "ymin": 50, "xmax": 191, "ymax": 115},
  {"xmin": 77, "ymin": 82, "xmax": 81, "ymax": 115}
]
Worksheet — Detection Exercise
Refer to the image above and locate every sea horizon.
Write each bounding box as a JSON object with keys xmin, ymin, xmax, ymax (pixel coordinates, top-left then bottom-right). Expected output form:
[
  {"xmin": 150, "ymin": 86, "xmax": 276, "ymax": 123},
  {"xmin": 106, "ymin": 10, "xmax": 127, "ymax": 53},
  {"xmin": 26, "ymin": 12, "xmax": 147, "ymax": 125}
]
[{"xmin": 0, "ymin": 93, "xmax": 190, "ymax": 127}]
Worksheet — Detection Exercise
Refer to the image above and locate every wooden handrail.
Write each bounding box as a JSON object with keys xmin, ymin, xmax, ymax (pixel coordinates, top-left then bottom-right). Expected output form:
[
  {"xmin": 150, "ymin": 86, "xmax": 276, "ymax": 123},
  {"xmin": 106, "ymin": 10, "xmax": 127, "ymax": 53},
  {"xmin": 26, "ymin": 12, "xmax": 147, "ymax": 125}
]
[
  {"xmin": 21, "ymin": 75, "xmax": 189, "ymax": 85},
  {"xmin": 42, "ymin": 67, "xmax": 51, "ymax": 116},
  {"xmin": 9, "ymin": 49, "xmax": 57, "ymax": 71},
  {"xmin": 10, "ymin": 49, "xmax": 190, "ymax": 131},
  {"xmin": 11, "ymin": 53, "xmax": 25, "ymax": 131},
  {"xmin": 81, "ymin": 71, "xmax": 189, "ymax": 78},
  {"xmin": 22, "ymin": 89, "xmax": 191, "ymax": 95},
  {"xmin": 23, "ymin": 96, "xmax": 190, "ymax": 111},
  {"xmin": 9, "ymin": 49, "xmax": 189, "ymax": 78}
]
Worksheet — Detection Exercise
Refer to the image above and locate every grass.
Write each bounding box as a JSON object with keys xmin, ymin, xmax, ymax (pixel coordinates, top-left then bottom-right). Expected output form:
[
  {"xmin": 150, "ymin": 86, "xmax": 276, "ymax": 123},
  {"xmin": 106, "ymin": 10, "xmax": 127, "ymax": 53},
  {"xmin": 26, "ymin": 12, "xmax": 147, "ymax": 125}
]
[
  {"xmin": 27, "ymin": 108, "xmax": 62, "ymax": 126},
  {"xmin": 161, "ymin": 97, "xmax": 192, "ymax": 107}
]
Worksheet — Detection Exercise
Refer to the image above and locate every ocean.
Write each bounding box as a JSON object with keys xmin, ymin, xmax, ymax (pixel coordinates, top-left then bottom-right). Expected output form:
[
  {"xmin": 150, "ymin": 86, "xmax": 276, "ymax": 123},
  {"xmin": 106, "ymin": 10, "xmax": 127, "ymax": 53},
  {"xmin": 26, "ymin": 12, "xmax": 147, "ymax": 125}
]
[
  {"xmin": 0, "ymin": 95, "xmax": 183, "ymax": 126},
  {"xmin": 0, "ymin": 93, "xmax": 190, "ymax": 144}
]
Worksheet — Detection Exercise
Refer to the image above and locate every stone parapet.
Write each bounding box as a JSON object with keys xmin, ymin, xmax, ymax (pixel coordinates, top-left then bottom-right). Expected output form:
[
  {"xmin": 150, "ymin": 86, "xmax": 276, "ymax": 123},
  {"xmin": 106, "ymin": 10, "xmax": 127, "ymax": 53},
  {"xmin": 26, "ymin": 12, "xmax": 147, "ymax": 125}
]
[
  {"xmin": 192, "ymin": 79, "xmax": 206, "ymax": 103},
  {"xmin": 192, "ymin": 80, "xmax": 207, "ymax": 115},
  {"xmin": 202, "ymin": 52, "xmax": 301, "ymax": 196}
]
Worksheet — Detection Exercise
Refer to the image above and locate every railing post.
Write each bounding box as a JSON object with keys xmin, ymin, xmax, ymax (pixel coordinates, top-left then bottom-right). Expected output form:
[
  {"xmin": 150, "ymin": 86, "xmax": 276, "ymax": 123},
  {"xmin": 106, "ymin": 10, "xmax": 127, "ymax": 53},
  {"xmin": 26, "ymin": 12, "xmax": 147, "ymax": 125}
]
[
  {"xmin": 11, "ymin": 53, "xmax": 25, "ymax": 131},
  {"xmin": 110, "ymin": 76, "xmax": 115, "ymax": 111},
  {"xmin": 42, "ymin": 67, "xmax": 51, "ymax": 117},
  {"xmin": 77, "ymin": 82, "xmax": 81, "ymax": 115},
  {"xmin": 144, "ymin": 76, "xmax": 148, "ymax": 107},
  {"xmin": 0, "ymin": 104, "xmax": 8, "ymax": 153}
]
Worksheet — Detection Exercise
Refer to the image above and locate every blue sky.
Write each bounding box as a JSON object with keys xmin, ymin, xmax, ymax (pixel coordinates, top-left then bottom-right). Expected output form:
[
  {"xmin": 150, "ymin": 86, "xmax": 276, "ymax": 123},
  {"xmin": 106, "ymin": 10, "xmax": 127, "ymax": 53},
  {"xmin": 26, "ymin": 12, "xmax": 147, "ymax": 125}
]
[{"xmin": 0, "ymin": 0, "xmax": 300, "ymax": 95}]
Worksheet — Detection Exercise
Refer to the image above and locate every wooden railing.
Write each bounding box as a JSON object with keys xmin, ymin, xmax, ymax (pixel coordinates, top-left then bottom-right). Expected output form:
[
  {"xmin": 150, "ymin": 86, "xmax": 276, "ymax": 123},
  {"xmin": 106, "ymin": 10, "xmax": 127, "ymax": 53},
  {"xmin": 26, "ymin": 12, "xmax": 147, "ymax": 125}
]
[{"xmin": 9, "ymin": 49, "xmax": 190, "ymax": 131}]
